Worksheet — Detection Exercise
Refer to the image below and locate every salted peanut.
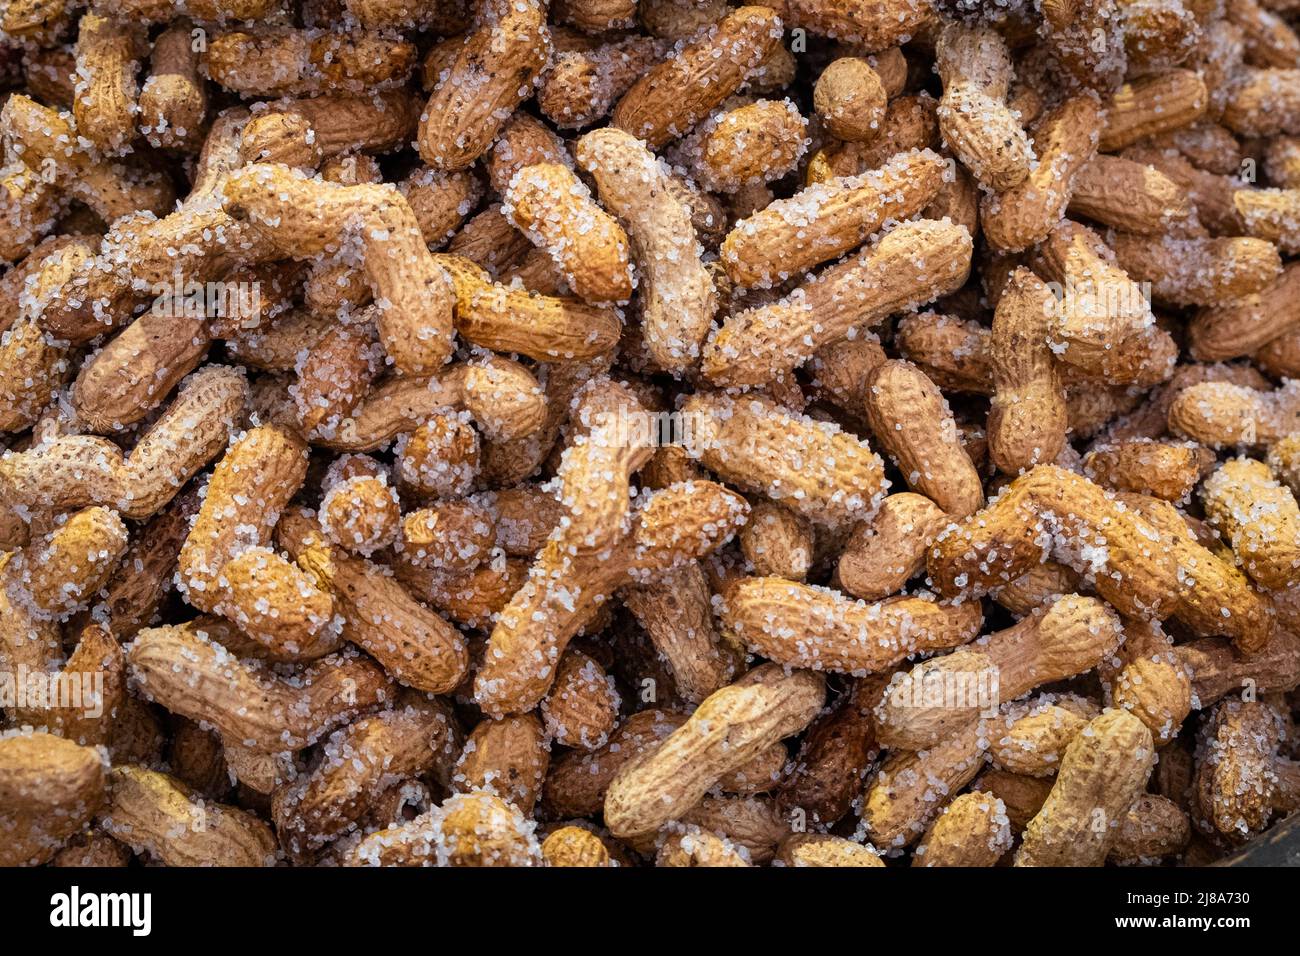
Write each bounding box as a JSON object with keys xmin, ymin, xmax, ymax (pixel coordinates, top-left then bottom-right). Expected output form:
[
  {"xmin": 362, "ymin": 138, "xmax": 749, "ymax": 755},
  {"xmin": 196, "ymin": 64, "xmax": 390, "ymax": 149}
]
[
  {"xmin": 273, "ymin": 696, "xmax": 456, "ymax": 862},
  {"xmin": 396, "ymin": 418, "xmax": 481, "ymax": 502},
  {"xmin": 929, "ymin": 465, "xmax": 1183, "ymax": 620},
  {"xmin": 1264, "ymin": 135, "xmax": 1300, "ymax": 187},
  {"xmin": 1268, "ymin": 434, "xmax": 1300, "ymax": 498},
  {"xmin": 1082, "ymin": 439, "xmax": 1214, "ymax": 501},
  {"xmin": 1123, "ymin": 140, "xmax": 1246, "ymax": 234},
  {"xmin": 604, "ymin": 664, "xmax": 824, "ymax": 840},
  {"xmin": 987, "ymin": 695, "xmax": 1099, "ymax": 777},
  {"xmin": 476, "ymin": 387, "xmax": 749, "ymax": 716},
  {"xmin": 1103, "ymin": 361, "xmax": 1270, "ymax": 443},
  {"xmin": 503, "ymin": 163, "xmax": 633, "ymax": 305},
  {"xmin": 103, "ymin": 766, "xmax": 276, "ymax": 867},
  {"xmin": 935, "ymin": 23, "xmax": 1034, "ymax": 191},
  {"xmin": 203, "ymin": 28, "xmax": 415, "ymax": 97},
  {"xmin": 987, "ymin": 268, "xmax": 1068, "ymax": 475},
  {"xmin": 864, "ymin": 360, "xmax": 983, "ymax": 517},
  {"xmin": 981, "ymin": 95, "xmax": 1103, "ymax": 253},
  {"xmin": 52, "ymin": 831, "xmax": 134, "ymax": 868},
  {"xmin": 674, "ymin": 98, "xmax": 808, "ymax": 194},
  {"xmin": 656, "ymin": 826, "xmax": 751, "ymax": 867},
  {"xmin": 177, "ymin": 426, "xmax": 334, "ymax": 652},
  {"xmin": 723, "ymin": 577, "xmax": 982, "ymax": 675},
  {"xmin": 73, "ymin": 14, "xmax": 145, "ymax": 154},
  {"xmin": 913, "ymin": 791, "xmax": 1013, "ymax": 867},
  {"xmin": 540, "ymin": 649, "xmax": 620, "ymax": 750},
  {"xmin": 707, "ymin": 220, "xmax": 970, "ymax": 388},
  {"xmin": 612, "ymin": 6, "xmax": 781, "ymax": 148},
  {"xmin": 1100, "ymin": 69, "xmax": 1208, "ymax": 152},
  {"xmin": 236, "ymin": 110, "xmax": 324, "ymax": 168},
  {"xmin": 0, "ymin": 366, "xmax": 247, "ymax": 544},
  {"xmin": 1110, "ymin": 232, "xmax": 1281, "ymax": 308},
  {"xmin": 2, "ymin": 0, "xmax": 75, "ymax": 42},
  {"xmin": 1098, "ymin": 617, "xmax": 1191, "ymax": 745},
  {"xmin": 453, "ymin": 713, "xmax": 550, "ymax": 816},
  {"xmin": 0, "ymin": 164, "xmax": 61, "ymax": 265},
  {"xmin": 1222, "ymin": 68, "xmax": 1300, "ymax": 136},
  {"xmin": 274, "ymin": 509, "xmax": 470, "ymax": 694},
  {"xmin": 1, "ymin": 95, "xmax": 174, "ymax": 223},
  {"xmin": 398, "ymin": 167, "xmax": 482, "ymax": 253},
  {"xmin": 739, "ymin": 502, "xmax": 813, "ymax": 581},
  {"xmin": 0, "ymin": 242, "xmax": 77, "ymax": 435},
  {"xmin": 542, "ymin": 826, "xmax": 614, "ymax": 867},
  {"xmin": 293, "ymin": 322, "xmax": 384, "ymax": 441},
  {"xmin": 1068, "ymin": 154, "xmax": 1192, "ymax": 234},
  {"xmin": 775, "ymin": 833, "xmax": 883, "ymax": 867},
  {"xmin": 814, "ymin": 58, "xmax": 887, "ymax": 143},
  {"xmin": 318, "ymin": 459, "xmax": 400, "ymax": 558},
  {"xmin": 1111, "ymin": 793, "xmax": 1191, "ymax": 864},
  {"xmin": 1168, "ymin": 380, "xmax": 1300, "ymax": 448},
  {"xmin": 245, "ymin": 89, "xmax": 419, "ymax": 161},
  {"xmin": 1200, "ymin": 457, "xmax": 1300, "ymax": 591},
  {"xmin": 1120, "ymin": 0, "xmax": 1202, "ymax": 70},
  {"xmin": 1015, "ymin": 709, "xmax": 1155, "ymax": 866},
  {"xmin": 776, "ymin": 0, "xmax": 933, "ymax": 48},
  {"xmin": 990, "ymin": 560, "xmax": 1083, "ymax": 617},
  {"xmin": 348, "ymin": 791, "xmax": 542, "ymax": 866},
  {"xmin": 806, "ymin": 92, "xmax": 940, "ymax": 183},
  {"xmin": 128, "ymin": 624, "xmax": 393, "ymax": 752},
  {"xmin": 222, "ymin": 164, "xmax": 454, "ymax": 376},
  {"xmin": 805, "ymin": 336, "xmax": 887, "ymax": 415},
  {"xmin": 666, "ymin": 794, "xmax": 788, "ymax": 862},
  {"xmin": 863, "ymin": 719, "xmax": 987, "ymax": 851},
  {"xmin": 1178, "ymin": 627, "xmax": 1300, "ymax": 706},
  {"xmin": 0, "ymin": 733, "xmax": 107, "ymax": 867},
  {"xmin": 895, "ymin": 312, "xmax": 991, "ymax": 396},
  {"xmin": 575, "ymin": 128, "xmax": 713, "ymax": 374},
  {"xmin": 487, "ymin": 114, "xmax": 568, "ymax": 193},
  {"xmin": 1229, "ymin": 0, "xmax": 1300, "ymax": 67},
  {"xmin": 544, "ymin": 710, "xmax": 686, "ymax": 818},
  {"xmin": 719, "ymin": 148, "xmax": 946, "ymax": 291},
  {"xmin": 419, "ymin": 0, "xmax": 550, "ymax": 170},
  {"xmin": 837, "ymin": 493, "xmax": 947, "ymax": 601},
  {"xmin": 875, "ymin": 595, "xmax": 1123, "ymax": 750},
  {"xmin": 682, "ymin": 391, "xmax": 888, "ymax": 528},
  {"xmin": 973, "ymin": 768, "xmax": 1053, "ymax": 832},
  {"xmin": 1188, "ymin": 262, "xmax": 1300, "ymax": 361},
  {"xmin": 553, "ymin": 0, "xmax": 635, "ymax": 32},
  {"xmin": 1039, "ymin": 0, "xmax": 1127, "ymax": 91},
  {"xmin": 1256, "ymin": 325, "xmax": 1300, "ymax": 376},
  {"xmin": 1194, "ymin": 700, "xmax": 1300, "ymax": 841},
  {"xmin": 398, "ymin": 498, "xmax": 494, "ymax": 574},
  {"xmin": 1145, "ymin": 123, "xmax": 1243, "ymax": 176},
  {"xmin": 537, "ymin": 35, "xmax": 666, "ymax": 130},
  {"xmin": 91, "ymin": 0, "xmax": 283, "ymax": 20},
  {"xmin": 1234, "ymin": 187, "xmax": 1300, "ymax": 253},
  {"xmin": 637, "ymin": 0, "xmax": 727, "ymax": 38},
  {"xmin": 623, "ymin": 561, "xmax": 736, "ymax": 703}
]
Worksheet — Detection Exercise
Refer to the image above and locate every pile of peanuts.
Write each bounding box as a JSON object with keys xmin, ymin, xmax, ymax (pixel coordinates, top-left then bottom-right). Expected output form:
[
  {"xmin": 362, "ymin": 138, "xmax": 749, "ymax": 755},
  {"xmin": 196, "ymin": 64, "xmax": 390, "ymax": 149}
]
[{"xmin": 3, "ymin": 0, "xmax": 1300, "ymax": 869}]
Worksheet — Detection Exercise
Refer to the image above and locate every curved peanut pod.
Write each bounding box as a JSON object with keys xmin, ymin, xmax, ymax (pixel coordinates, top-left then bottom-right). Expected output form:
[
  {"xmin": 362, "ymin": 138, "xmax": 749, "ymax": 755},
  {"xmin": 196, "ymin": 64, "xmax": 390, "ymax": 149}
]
[
  {"xmin": 776, "ymin": 833, "xmax": 882, "ymax": 867},
  {"xmin": 682, "ymin": 391, "xmax": 888, "ymax": 528},
  {"xmin": 344, "ymin": 792, "xmax": 540, "ymax": 866},
  {"xmin": 1109, "ymin": 232, "xmax": 1282, "ymax": 308},
  {"xmin": 895, "ymin": 311, "xmax": 992, "ymax": 395},
  {"xmin": 611, "ymin": 5, "xmax": 782, "ymax": 148},
  {"xmin": 435, "ymin": 254, "xmax": 622, "ymax": 362},
  {"xmin": 418, "ymin": 0, "xmax": 551, "ymax": 170},
  {"xmin": 252, "ymin": 89, "xmax": 420, "ymax": 161},
  {"xmin": 874, "ymin": 595, "xmax": 1124, "ymax": 749},
  {"xmin": 504, "ymin": 163, "xmax": 634, "ymax": 304},
  {"xmin": 1100, "ymin": 69, "xmax": 1208, "ymax": 151},
  {"xmin": 139, "ymin": 20, "xmax": 207, "ymax": 151},
  {"xmin": 837, "ymin": 493, "xmax": 948, "ymax": 601},
  {"xmin": 203, "ymin": 27, "xmax": 415, "ymax": 97},
  {"xmin": 1234, "ymin": 187, "xmax": 1300, "ymax": 255},
  {"xmin": 1082, "ymin": 439, "xmax": 1214, "ymax": 501},
  {"xmin": 318, "ymin": 357, "xmax": 545, "ymax": 452},
  {"xmin": 987, "ymin": 268, "xmax": 1068, "ymax": 475},
  {"xmin": 0, "ymin": 164, "xmax": 61, "ymax": 266},
  {"xmin": 980, "ymin": 95, "xmax": 1103, "ymax": 253},
  {"xmin": 604, "ymin": 664, "xmax": 825, "ymax": 840},
  {"xmin": 0, "ymin": 365, "xmax": 248, "ymax": 539},
  {"xmin": 675, "ymin": 97, "xmax": 809, "ymax": 193},
  {"xmin": 864, "ymin": 359, "xmax": 983, "ymax": 517},
  {"xmin": 704, "ymin": 218, "xmax": 972, "ymax": 387},
  {"xmin": 928, "ymin": 465, "xmax": 1182, "ymax": 620},
  {"xmin": 1194, "ymin": 700, "xmax": 1298, "ymax": 841},
  {"xmin": 576, "ymin": 127, "xmax": 715, "ymax": 374},
  {"xmin": 935, "ymin": 24, "xmax": 1034, "ymax": 191},
  {"xmin": 1201, "ymin": 457, "xmax": 1300, "ymax": 591},
  {"xmin": 127, "ymin": 624, "xmax": 394, "ymax": 753},
  {"xmin": 73, "ymin": 13, "xmax": 144, "ymax": 154},
  {"xmin": 718, "ymin": 148, "xmax": 947, "ymax": 290},
  {"xmin": 780, "ymin": 0, "xmax": 933, "ymax": 49},
  {"xmin": 1188, "ymin": 262, "xmax": 1300, "ymax": 361},
  {"xmin": 1041, "ymin": 0, "xmax": 1127, "ymax": 92},
  {"xmin": 539, "ymin": 35, "xmax": 669, "ymax": 129},
  {"xmin": 986, "ymin": 695, "xmax": 1098, "ymax": 778},
  {"xmin": 222, "ymin": 163, "xmax": 455, "ymax": 375},
  {"xmin": 1168, "ymin": 380, "xmax": 1300, "ymax": 448},
  {"xmin": 1100, "ymin": 618, "xmax": 1191, "ymax": 746},
  {"xmin": 723, "ymin": 578, "xmax": 983, "ymax": 675},
  {"xmin": 913, "ymin": 791, "xmax": 1014, "ymax": 867},
  {"xmin": 1015, "ymin": 709, "xmax": 1155, "ymax": 867},
  {"xmin": 861, "ymin": 719, "xmax": 987, "ymax": 851},
  {"xmin": 1067, "ymin": 154, "xmax": 1192, "ymax": 234},
  {"xmin": 104, "ymin": 766, "xmax": 278, "ymax": 866},
  {"xmin": 0, "ymin": 732, "xmax": 107, "ymax": 867},
  {"xmin": 273, "ymin": 695, "xmax": 457, "ymax": 861},
  {"xmin": 3, "ymin": 506, "xmax": 129, "ymax": 626}
]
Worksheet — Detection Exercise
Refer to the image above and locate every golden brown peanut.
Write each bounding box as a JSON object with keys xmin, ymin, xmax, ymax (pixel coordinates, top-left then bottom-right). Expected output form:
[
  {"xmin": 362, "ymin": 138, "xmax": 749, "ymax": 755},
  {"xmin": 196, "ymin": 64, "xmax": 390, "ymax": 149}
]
[
  {"xmin": 73, "ymin": 14, "xmax": 145, "ymax": 154},
  {"xmin": 541, "ymin": 649, "xmax": 620, "ymax": 750},
  {"xmin": 913, "ymin": 791, "xmax": 1013, "ymax": 867},
  {"xmin": 1068, "ymin": 154, "xmax": 1192, "ymax": 234},
  {"xmin": 51, "ymin": 831, "xmax": 134, "ymax": 868},
  {"xmin": 1235, "ymin": 186, "xmax": 1300, "ymax": 253},
  {"xmin": 1120, "ymin": 0, "xmax": 1202, "ymax": 71},
  {"xmin": 723, "ymin": 577, "xmax": 982, "ymax": 675},
  {"xmin": 705, "ymin": 217, "xmax": 971, "ymax": 386},
  {"xmin": 1188, "ymin": 262, "xmax": 1300, "ymax": 360},
  {"xmin": 1168, "ymin": 380, "xmax": 1300, "ymax": 447},
  {"xmin": 612, "ymin": 6, "xmax": 782, "ymax": 148},
  {"xmin": 1109, "ymin": 231, "xmax": 1281, "ymax": 309},
  {"xmin": 777, "ymin": 0, "xmax": 934, "ymax": 49},
  {"xmin": 0, "ymin": 732, "xmax": 107, "ymax": 867},
  {"xmin": 1040, "ymin": 0, "xmax": 1127, "ymax": 91},
  {"xmin": 836, "ymin": 493, "xmax": 947, "ymax": 601},
  {"xmin": 604, "ymin": 664, "xmax": 825, "ymax": 840},
  {"xmin": 344, "ymin": 792, "xmax": 540, "ymax": 866},
  {"xmin": 139, "ymin": 20, "xmax": 207, "ymax": 150},
  {"xmin": 1201, "ymin": 456, "xmax": 1300, "ymax": 590},
  {"xmin": 538, "ymin": 35, "xmax": 668, "ymax": 130},
  {"xmin": 204, "ymin": 28, "xmax": 416, "ymax": 97},
  {"xmin": 1111, "ymin": 793, "xmax": 1191, "ymax": 865},
  {"xmin": 1015, "ymin": 709, "xmax": 1155, "ymax": 866},
  {"xmin": 674, "ymin": 98, "xmax": 809, "ymax": 194},
  {"xmin": 895, "ymin": 311, "xmax": 991, "ymax": 395},
  {"xmin": 865, "ymin": 359, "xmax": 983, "ymax": 516},
  {"xmin": 1194, "ymin": 699, "xmax": 1300, "ymax": 841},
  {"xmin": 1082, "ymin": 439, "xmax": 1214, "ymax": 501},
  {"xmin": 987, "ymin": 695, "xmax": 1099, "ymax": 777},
  {"xmin": 1101, "ymin": 69, "xmax": 1209, "ymax": 152},
  {"xmin": 738, "ymin": 502, "xmax": 813, "ymax": 581},
  {"xmin": 814, "ymin": 57, "xmax": 887, "ymax": 143},
  {"xmin": 542, "ymin": 826, "xmax": 614, "ymax": 867},
  {"xmin": 1223, "ymin": 68, "xmax": 1300, "ymax": 137},
  {"xmin": 454, "ymin": 714, "xmax": 550, "ymax": 815},
  {"xmin": 1100, "ymin": 617, "xmax": 1191, "ymax": 746},
  {"xmin": 656, "ymin": 826, "xmax": 752, "ymax": 866}
]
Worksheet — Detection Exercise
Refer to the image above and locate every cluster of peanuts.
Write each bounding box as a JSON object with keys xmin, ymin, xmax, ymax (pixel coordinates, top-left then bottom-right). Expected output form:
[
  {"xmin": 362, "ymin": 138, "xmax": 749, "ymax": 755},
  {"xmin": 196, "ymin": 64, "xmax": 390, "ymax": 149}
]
[{"xmin": 4, "ymin": 0, "xmax": 1300, "ymax": 869}]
